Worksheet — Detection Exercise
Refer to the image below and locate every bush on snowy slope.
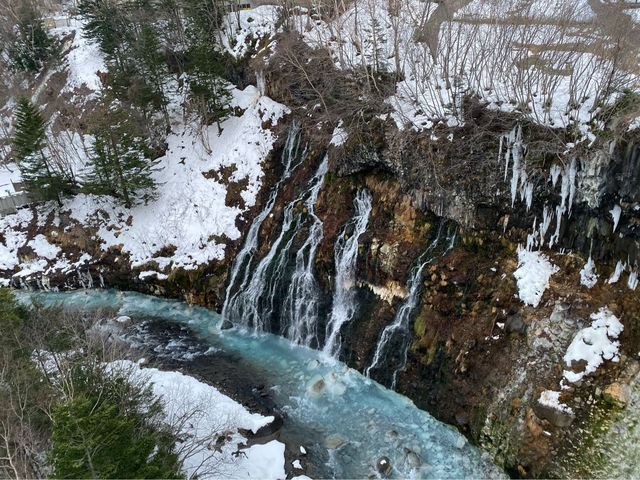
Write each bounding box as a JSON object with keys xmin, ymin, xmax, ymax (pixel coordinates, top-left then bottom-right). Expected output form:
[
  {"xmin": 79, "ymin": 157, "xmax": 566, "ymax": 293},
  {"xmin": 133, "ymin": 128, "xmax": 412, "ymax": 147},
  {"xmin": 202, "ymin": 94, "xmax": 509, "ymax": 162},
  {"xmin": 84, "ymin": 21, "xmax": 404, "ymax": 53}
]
[{"xmin": 49, "ymin": 365, "xmax": 183, "ymax": 479}]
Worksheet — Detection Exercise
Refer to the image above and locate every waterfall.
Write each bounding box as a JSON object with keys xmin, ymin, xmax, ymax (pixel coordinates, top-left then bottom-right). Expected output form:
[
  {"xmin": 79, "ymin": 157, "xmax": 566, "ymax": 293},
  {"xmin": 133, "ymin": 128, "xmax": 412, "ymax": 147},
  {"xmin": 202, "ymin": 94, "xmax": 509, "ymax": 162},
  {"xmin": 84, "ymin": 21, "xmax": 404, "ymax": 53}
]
[
  {"xmin": 365, "ymin": 223, "xmax": 456, "ymax": 389},
  {"xmin": 222, "ymin": 122, "xmax": 305, "ymax": 325},
  {"xmin": 281, "ymin": 159, "xmax": 328, "ymax": 347},
  {"xmin": 322, "ymin": 189, "xmax": 373, "ymax": 358},
  {"xmin": 223, "ymin": 156, "xmax": 328, "ymax": 334}
]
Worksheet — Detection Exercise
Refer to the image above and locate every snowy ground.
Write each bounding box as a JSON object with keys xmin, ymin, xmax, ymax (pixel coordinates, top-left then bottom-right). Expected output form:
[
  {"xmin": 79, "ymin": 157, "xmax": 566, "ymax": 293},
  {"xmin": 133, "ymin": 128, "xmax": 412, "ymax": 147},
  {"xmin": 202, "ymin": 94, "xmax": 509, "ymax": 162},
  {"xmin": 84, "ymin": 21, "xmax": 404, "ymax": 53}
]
[
  {"xmin": 562, "ymin": 307, "xmax": 623, "ymax": 385},
  {"xmin": 65, "ymin": 86, "xmax": 288, "ymax": 272},
  {"xmin": 291, "ymin": 0, "xmax": 640, "ymax": 135},
  {"xmin": 109, "ymin": 360, "xmax": 286, "ymax": 480},
  {"xmin": 0, "ymin": 12, "xmax": 289, "ymax": 283}
]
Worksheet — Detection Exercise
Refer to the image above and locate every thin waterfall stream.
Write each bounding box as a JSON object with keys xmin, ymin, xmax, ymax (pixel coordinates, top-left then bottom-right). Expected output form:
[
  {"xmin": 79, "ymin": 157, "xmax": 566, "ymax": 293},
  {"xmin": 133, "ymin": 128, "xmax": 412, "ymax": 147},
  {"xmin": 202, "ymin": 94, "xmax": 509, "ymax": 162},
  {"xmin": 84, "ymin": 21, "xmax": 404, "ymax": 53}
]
[
  {"xmin": 222, "ymin": 122, "xmax": 306, "ymax": 324},
  {"xmin": 366, "ymin": 224, "xmax": 457, "ymax": 389},
  {"xmin": 322, "ymin": 189, "xmax": 373, "ymax": 358},
  {"xmin": 223, "ymin": 156, "xmax": 328, "ymax": 338},
  {"xmin": 280, "ymin": 157, "xmax": 328, "ymax": 346}
]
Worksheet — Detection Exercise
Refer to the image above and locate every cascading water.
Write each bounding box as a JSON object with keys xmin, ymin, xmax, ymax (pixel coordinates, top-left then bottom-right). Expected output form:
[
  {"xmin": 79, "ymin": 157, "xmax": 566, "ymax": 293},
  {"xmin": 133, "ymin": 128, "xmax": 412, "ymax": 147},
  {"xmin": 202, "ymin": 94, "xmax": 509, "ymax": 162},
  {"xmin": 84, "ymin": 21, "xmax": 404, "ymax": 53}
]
[
  {"xmin": 223, "ymin": 157, "xmax": 328, "ymax": 336},
  {"xmin": 281, "ymin": 160, "xmax": 328, "ymax": 346},
  {"xmin": 222, "ymin": 122, "xmax": 305, "ymax": 324},
  {"xmin": 322, "ymin": 189, "xmax": 373, "ymax": 358},
  {"xmin": 365, "ymin": 223, "xmax": 457, "ymax": 389}
]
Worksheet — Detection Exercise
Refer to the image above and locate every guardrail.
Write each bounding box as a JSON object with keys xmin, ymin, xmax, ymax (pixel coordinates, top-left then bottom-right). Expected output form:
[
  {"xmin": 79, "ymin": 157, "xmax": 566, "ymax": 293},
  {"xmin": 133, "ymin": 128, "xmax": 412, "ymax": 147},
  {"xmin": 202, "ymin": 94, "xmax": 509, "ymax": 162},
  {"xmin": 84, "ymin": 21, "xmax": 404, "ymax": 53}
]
[{"xmin": 0, "ymin": 192, "xmax": 34, "ymax": 216}]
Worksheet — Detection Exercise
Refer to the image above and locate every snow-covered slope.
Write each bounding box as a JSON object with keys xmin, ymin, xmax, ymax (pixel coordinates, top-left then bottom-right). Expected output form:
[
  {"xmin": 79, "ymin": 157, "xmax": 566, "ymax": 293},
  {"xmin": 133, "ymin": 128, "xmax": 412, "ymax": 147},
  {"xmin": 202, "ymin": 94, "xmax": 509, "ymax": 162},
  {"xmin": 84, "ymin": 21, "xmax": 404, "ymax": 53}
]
[
  {"xmin": 0, "ymin": 7, "xmax": 290, "ymax": 283},
  {"xmin": 65, "ymin": 86, "xmax": 288, "ymax": 271},
  {"xmin": 109, "ymin": 360, "xmax": 286, "ymax": 480},
  {"xmin": 294, "ymin": 0, "xmax": 640, "ymax": 134}
]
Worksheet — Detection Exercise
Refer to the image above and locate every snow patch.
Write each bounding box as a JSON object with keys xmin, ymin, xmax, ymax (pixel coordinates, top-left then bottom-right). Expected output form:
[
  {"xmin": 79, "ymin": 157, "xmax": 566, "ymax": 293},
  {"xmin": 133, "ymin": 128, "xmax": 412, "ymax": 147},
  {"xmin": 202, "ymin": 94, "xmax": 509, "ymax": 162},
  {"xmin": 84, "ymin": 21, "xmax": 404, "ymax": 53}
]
[
  {"xmin": 28, "ymin": 234, "xmax": 61, "ymax": 260},
  {"xmin": 61, "ymin": 20, "xmax": 106, "ymax": 95},
  {"xmin": 108, "ymin": 361, "xmax": 285, "ymax": 480},
  {"xmin": 513, "ymin": 248, "xmax": 559, "ymax": 307},
  {"xmin": 139, "ymin": 271, "xmax": 169, "ymax": 281},
  {"xmin": 563, "ymin": 307, "xmax": 623, "ymax": 384},
  {"xmin": 222, "ymin": 6, "xmax": 280, "ymax": 58},
  {"xmin": 330, "ymin": 120, "xmax": 347, "ymax": 147},
  {"xmin": 580, "ymin": 256, "xmax": 598, "ymax": 289},
  {"xmin": 538, "ymin": 390, "xmax": 573, "ymax": 414}
]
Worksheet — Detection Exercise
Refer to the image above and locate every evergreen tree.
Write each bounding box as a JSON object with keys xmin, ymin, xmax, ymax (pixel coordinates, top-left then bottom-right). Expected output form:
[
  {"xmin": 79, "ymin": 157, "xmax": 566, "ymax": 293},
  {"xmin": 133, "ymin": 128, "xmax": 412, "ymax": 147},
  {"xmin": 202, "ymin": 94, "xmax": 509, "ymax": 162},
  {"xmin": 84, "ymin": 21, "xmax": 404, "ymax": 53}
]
[
  {"xmin": 49, "ymin": 367, "xmax": 181, "ymax": 479},
  {"xmin": 180, "ymin": 0, "xmax": 232, "ymax": 130},
  {"xmin": 186, "ymin": 42, "xmax": 232, "ymax": 131},
  {"xmin": 79, "ymin": 0, "xmax": 170, "ymax": 130},
  {"xmin": 78, "ymin": 0, "xmax": 132, "ymax": 72},
  {"xmin": 12, "ymin": 97, "xmax": 73, "ymax": 205},
  {"xmin": 129, "ymin": 23, "xmax": 170, "ymax": 127},
  {"xmin": 83, "ymin": 98, "xmax": 159, "ymax": 207},
  {"xmin": 8, "ymin": 7, "xmax": 59, "ymax": 72}
]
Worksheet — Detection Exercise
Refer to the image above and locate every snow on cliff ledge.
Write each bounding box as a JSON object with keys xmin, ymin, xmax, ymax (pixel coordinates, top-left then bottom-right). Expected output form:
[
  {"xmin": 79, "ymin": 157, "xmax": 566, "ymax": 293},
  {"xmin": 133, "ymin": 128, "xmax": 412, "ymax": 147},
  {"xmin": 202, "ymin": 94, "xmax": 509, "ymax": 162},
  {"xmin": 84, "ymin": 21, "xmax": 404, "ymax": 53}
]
[
  {"xmin": 513, "ymin": 248, "xmax": 559, "ymax": 307},
  {"xmin": 563, "ymin": 307, "xmax": 623, "ymax": 384}
]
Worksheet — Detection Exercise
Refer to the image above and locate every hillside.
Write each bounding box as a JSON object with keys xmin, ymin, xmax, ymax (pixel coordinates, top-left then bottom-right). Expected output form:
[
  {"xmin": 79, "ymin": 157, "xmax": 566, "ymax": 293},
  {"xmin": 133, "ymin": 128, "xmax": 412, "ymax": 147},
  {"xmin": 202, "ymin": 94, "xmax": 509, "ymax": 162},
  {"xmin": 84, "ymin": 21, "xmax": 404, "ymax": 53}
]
[{"xmin": 1, "ymin": 0, "xmax": 640, "ymax": 478}]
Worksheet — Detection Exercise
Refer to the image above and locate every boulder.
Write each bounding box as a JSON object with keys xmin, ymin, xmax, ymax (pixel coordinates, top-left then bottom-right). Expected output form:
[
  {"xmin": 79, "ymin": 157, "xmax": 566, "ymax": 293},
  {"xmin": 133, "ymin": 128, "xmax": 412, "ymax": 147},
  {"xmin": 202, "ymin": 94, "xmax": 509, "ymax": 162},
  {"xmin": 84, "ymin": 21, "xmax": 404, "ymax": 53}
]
[
  {"xmin": 325, "ymin": 434, "xmax": 346, "ymax": 449},
  {"xmin": 533, "ymin": 403, "xmax": 575, "ymax": 427},
  {"xmin": 603, "ymin": 382, "xmax": 631, "ymax": 405},
  {"xmin": 376, "ymin": 456, "xmax": 392, "ymax": 476},
  {"xmin": 505, "ymin": 314, "xmax": 526, "ymax": 334}
]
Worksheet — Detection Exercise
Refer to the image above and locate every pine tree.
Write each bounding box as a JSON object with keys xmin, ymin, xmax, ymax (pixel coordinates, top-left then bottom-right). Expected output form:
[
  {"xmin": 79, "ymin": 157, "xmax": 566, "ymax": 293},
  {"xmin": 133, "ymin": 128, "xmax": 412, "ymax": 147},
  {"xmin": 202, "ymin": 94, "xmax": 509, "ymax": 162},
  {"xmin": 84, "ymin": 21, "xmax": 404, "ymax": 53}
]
[
  {"xmin": 130, "ymin": 24, "xmax": 170, "ymax": 127},
  {"xmin": 13, "ymin": 98, "xmax": 72, "ymax": 205},
  {"xmin": 182, "ymin": 0, "xmax": 232, "ymax": 131},
  {"xmin": 186, "ymin": 41, "xmax": 232, "ymax": 131},
  {"xmin": 8, "ymin": 7, "xmax": 59, "ymax": 72},
  {"xmin": 49, "ymin": 368, "xmax": 181, "ymax": 479},
  {"xmin": 83, "ymin": 99, "xmax": 159, "ymax": 207},
  {"xmin": 78, "ymin": 0, "xmax": 132, "ymax": 73}
]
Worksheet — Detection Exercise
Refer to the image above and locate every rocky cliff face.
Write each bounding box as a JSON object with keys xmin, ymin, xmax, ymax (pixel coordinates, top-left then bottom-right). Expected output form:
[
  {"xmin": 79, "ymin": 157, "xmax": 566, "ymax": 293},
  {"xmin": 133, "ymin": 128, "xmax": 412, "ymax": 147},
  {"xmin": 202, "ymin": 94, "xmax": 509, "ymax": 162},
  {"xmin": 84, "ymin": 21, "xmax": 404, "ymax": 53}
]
[
  {"xmin": 3, "ymin": 73, "xmax": 640, "ymax": 479},
  {"xmin": 249, "ymin": 110, "xmax": 640, "ymax": 476}
]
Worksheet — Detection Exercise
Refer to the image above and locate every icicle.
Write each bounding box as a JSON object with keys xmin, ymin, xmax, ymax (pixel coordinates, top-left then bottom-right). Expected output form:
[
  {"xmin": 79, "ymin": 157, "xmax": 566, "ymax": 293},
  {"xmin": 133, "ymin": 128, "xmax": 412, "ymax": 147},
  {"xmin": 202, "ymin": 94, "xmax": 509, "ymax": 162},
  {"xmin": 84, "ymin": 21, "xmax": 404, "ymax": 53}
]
[
  {"xmin": 503, "ymin": 138, "xmax": 510, "ymax": 182},
  {"xmin": 539, "ymin": 205, "xmax": 553, "ymax": 245},
  {"xmin": 628, "ymin": 271, "xmax": 638, "ymax": 290},
  {"xmin": 523, "ymin": 181, "xmax": 534, "ymax": 211},
  {"xmin": 548, "ymin": 204, "xmax": 564, "ymax": 248},
  {"xmin": 510, "ymin": 134, "xmax": 521, "ymax": 207},
  {"xmin": 526, "ymin": 216, "xmax": 538, "ymax": 251},
  {"xmin": 607, "ymin": 260, "xmax": 626, "ymax": 284},
  {"xmin": 610, "ymin": 204, "xmax": 622, "ymax": 233},
  {"xmin": 567, "ymin": 158, "xmax": 577, "ymax": 215},
  {"xmin": 549, "ymin": 164, "xmax": 562, "ymax": 187}
]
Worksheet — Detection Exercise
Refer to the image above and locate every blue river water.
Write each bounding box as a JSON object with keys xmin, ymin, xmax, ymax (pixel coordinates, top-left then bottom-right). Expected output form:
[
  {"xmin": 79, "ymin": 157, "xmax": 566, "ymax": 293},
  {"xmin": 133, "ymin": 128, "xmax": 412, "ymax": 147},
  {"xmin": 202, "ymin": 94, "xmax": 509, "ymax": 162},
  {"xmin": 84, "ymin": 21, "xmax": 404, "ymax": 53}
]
[{"xmin": 17, "ymin": 289, "xmax": 503, "ymax": 479}]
